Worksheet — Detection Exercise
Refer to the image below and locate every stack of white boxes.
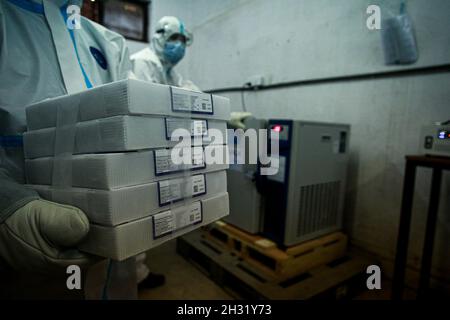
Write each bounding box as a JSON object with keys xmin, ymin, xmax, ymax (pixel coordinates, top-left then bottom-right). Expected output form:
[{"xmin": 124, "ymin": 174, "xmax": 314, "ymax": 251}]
[{"xmin": 23, "ymin": 79, "xmax": 230, "ymax": 261}]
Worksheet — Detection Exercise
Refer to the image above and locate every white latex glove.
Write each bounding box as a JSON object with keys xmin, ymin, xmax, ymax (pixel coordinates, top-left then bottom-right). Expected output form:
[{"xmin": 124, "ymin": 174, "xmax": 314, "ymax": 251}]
[
  {"xmin": 0, "ymin": 199, "xmax": 94, "ymax": 274},
  {"xmin": 228, "ymin": 112, "xmax": 253, "ymax": 130}
]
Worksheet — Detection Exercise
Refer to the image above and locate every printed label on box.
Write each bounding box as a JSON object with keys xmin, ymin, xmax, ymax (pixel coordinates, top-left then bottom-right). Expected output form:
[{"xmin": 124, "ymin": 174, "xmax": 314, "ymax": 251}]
[
  {"xmin": 152, "ymin": 210, "xmax": 174, "ymax": 238},
  {"xmin": 192, "ymin": 147, "xmax": 205, "ymax": 166},
  {"xmin": 190, "ymin": 174, "xmax": 206, "ymax": 195},
  {"xmin": 171, "ymin": 87, "xmax": 213, "ymax": 114},
  {"xmin": 153, "ymin": 201, "xmax": 202, "ymax": 239},
  {"xmin": 179, "ymin": 201, "xmax": 202, "ymax": 230},
  {"xmin": 165, "ymin": 118, "xmax": 208, "ymax": 140},
  {"xmin": 154, "ymin": 147, "xmax": 205, "ymax": 175},
  {"xmin": 192, "ymin": 120, "xmax": 206, "ymax": 137},
  {"xmin": 158, "ymin": 174, "xmax": 206, "ymax": 206}
]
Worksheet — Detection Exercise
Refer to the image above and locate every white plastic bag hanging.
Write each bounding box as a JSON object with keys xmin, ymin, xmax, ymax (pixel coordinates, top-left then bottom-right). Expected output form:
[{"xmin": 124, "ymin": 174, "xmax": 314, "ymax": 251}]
[{"xmin": 381, "ymin": 2, "xmax": 418, "ymax": 65}]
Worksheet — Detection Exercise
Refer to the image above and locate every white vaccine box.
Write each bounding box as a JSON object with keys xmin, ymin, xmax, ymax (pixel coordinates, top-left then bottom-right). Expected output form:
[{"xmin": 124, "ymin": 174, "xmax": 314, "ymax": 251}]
[
  {"xmin": 23, "ymin": 115, "xmax": 228, "ymax": 159},
  {"xmin": 26, "ymin": 79, "xmax": 230, "ymax": 130},
  {"xmin": 78, "ymin": 192, "xmax": 229, "ymax": 261},
  {"xmin": 26, "ymin": 170, "xmax": 227, "ymax": 226},
  {"xmin": 25, "ymin": 145, "xmax": 229, "ymax": 189}
]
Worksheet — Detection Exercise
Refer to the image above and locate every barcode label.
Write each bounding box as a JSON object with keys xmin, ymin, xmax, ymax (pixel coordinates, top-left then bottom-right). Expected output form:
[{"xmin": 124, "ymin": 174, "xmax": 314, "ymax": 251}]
[
  {"xmin": 154, "ymin": 147, "xmax": 205, "ymax": 175},
  {"xmin": 158, "ymin": 174, "xmax": 206, "ymax": 206},
  {"xmin": 152, "ymin": 210, "xmax": 174, "ymax": 238},
  {"xmin": 190, "ymin": 175, "xmax": 206, "ymax": 195},
  {"xmin": 171, "ymin": 87, "xmax": 213, "ymax": 114},
  {"xmin": 192, "ymin": 147, "xmax": 204, "ymax": 166},
  {"xmin": 192, "ymin": 120, "xmax": 205, "ymax": 137},
  {"xmin": 165, "ymin": 118, "xmax": 208, "ymax": 140},
  {"xmin": 153, "ymin": 201, "xmax": 202, "ymax": 239}
]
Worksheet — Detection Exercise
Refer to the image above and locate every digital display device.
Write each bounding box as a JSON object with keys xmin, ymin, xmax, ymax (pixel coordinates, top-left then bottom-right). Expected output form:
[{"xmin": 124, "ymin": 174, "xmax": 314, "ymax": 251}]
[{"xmin": 438, "ymin": 130, "xmax": 450, "ymax": 140}]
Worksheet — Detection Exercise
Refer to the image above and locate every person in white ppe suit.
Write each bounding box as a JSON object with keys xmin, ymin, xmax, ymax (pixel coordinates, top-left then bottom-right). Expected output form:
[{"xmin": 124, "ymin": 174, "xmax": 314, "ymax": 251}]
[
  {"xmin": 131, "ymin": 16, "xmax": 199, "ymax": 290},
  {"xmin": 0, "ymin": 0, "xmax": 133, "ymax": 297},
  {"xmin": 131, "ymin": 16, "xmax": 200, "ymax": 91},
  {"xmin": 131, "ymin": 17, "xmax": 251, "ymax": 131}
]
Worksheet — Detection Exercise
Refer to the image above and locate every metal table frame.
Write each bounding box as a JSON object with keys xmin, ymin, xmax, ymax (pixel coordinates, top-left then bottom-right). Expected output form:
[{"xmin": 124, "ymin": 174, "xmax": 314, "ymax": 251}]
[{"xmin": 392, "ymin": 155, "xmax": 450, "ymax": 300}]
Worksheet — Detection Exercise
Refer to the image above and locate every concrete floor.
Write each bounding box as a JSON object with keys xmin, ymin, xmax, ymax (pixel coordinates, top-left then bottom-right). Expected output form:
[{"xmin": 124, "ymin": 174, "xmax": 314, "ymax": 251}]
[{"xmin": 139, "ymin": 239, "xmax": 233, "ymax": 300}]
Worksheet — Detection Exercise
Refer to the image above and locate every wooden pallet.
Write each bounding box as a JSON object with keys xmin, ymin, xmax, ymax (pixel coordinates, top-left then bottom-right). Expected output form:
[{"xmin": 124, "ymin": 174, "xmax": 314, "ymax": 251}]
[
  {"xmin": 177, "ymin": 230, "xmax": 375, "ymax": 300},
  {"xmin": 203, "ymin": 221, "xmax": 348, "ymax": 279}
]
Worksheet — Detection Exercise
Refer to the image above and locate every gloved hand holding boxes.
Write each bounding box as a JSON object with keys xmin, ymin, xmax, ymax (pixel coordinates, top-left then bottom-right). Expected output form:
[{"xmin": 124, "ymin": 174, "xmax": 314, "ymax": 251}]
[{"xmin": 23, "ymin": 79, "xmax": 230, "ymax": 261}]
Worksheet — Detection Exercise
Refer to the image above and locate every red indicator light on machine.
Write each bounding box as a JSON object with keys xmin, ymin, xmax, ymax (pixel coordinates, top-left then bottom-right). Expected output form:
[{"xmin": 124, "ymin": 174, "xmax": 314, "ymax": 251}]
[{"xmin": 272, "ymin": 125, "xmax": 283, "ymax": 132}]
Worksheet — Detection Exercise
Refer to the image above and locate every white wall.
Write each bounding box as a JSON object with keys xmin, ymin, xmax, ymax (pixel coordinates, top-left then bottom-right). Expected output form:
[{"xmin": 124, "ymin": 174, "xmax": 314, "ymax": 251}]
[
  {"xmin": 173, "ymin": 0, "xmax": 450, "ymax": 89},
  {"xmin": 127, "ymin": 40, "xmax": 148, "ymax": 55},
  {"xmin": 149, "ymin": 0, "xmax": 450, "ymax": 285}
]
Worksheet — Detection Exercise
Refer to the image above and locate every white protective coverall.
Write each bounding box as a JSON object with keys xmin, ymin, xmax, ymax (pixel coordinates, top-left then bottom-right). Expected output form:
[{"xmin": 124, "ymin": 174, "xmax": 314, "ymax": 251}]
[
  {"xmin": 131, "ymin": 16, "xmax": 200, "ymax": 91},
  {"xmin": 0, "ymin": 0, "xmax": 132, "ymax": 275}
]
